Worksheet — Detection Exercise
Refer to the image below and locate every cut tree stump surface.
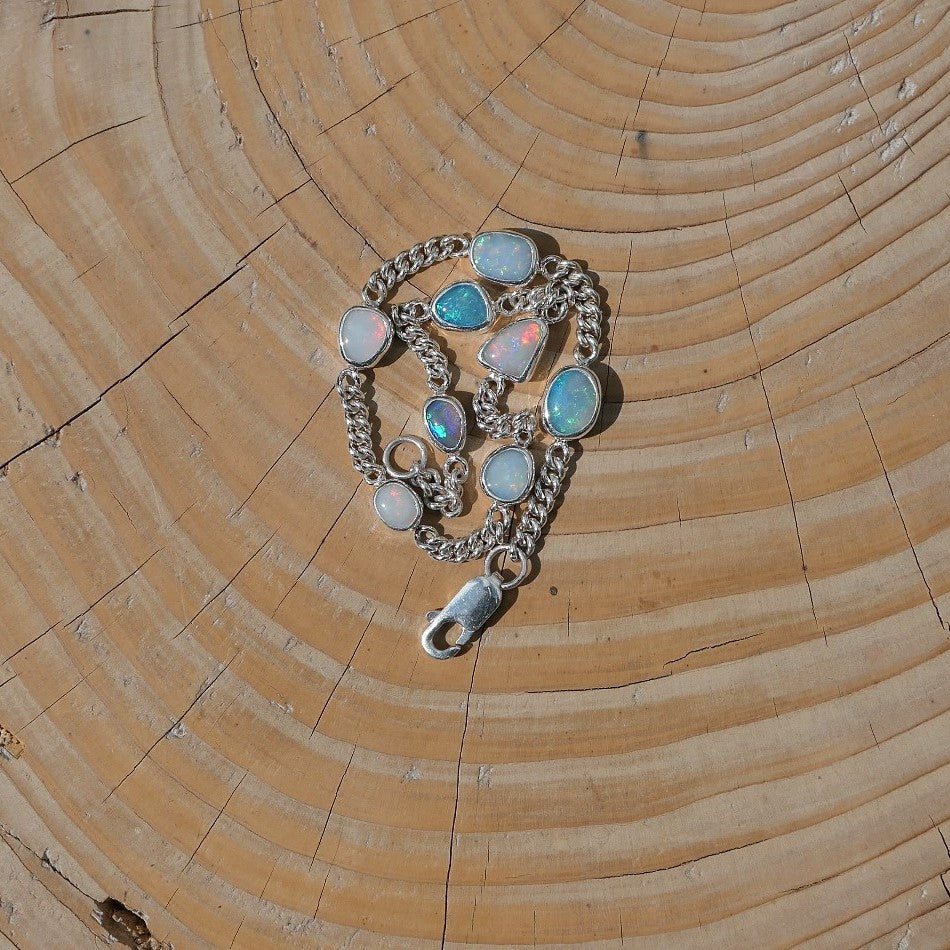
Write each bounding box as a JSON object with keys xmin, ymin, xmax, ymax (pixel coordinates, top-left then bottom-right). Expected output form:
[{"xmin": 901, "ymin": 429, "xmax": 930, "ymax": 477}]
[{"xmin": 1, "ymin": 1, "xmax": 949, "ymax": 948}]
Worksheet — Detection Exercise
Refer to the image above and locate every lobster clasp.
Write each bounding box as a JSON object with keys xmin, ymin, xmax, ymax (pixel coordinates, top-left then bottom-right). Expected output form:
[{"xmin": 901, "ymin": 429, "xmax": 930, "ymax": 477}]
[
  {"xmin": 421, "ymin": 546, "xmax": 529, "ymax": 659},
  {"xmin": 421, "ymin": 574, "xmax": 504, "ymax": 659}
]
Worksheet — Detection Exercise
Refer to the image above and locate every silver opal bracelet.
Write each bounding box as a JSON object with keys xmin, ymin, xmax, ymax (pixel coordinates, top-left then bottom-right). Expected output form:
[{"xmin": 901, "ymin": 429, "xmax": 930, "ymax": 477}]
[{"xmin": 336, "ymin": 231, "xmax": 604, "ymax": 659}]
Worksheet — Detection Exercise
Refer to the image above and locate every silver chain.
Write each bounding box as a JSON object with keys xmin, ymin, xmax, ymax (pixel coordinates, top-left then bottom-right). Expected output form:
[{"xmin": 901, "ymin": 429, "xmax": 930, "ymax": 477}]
[
  {"xmin": 414, "ymin": 504, "xmax": 513, "ymax": 562},
  {"xmin": 408, "ymin": 455, "xmax": 468, "ymax": 518},
  {"xmin": 538, "ymin": 256, "xmax": 603, "ymax": 365},
  {"xmin": 473, "ymin": 373, "xmax": 537, "ymax": 444},
  {"xmin": 362, "ymin": 234, "xmax": 469, "ymax": 307},
  {"xmin": 513, "ymin": 440, "xmax": 574, "ymax": 558},
  {"xmin": 336, "ymin": 368, "xmax": 385, "ymax": 485},
  {"xmin": 391, "ymin": 301, "xmax": 450, "ymax": 394}
]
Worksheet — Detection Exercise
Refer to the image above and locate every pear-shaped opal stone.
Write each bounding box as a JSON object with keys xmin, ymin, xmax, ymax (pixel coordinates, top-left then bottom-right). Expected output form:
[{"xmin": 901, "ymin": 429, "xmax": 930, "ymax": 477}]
[
  {"xmin": 339, "ymin": 305, "xmax": 393, "ymax": 368},
  {"xmin": 431, "ymin": 281, "xmax": 492, "ymax": 331},
  {"xmin": 542, "ymin": 366, "xmax": 601, "ymax": 439},
  {"xmin": 477, "ymin": 317, "xmax": 547, "ymax": 382},
  {"xmin": 424, "ymin": 396, "xmax": 466, "ymax": 453},
  {"xmin": 480, "ymin": 445, "xmax": 535, "ymax": 504},
  {"xmin": 470, "ymin": 231, "xmax": 538, "ymax": 285},
  {"xmin": 373, "ymin": 480, "xmax": 423, "ymax": 531}
]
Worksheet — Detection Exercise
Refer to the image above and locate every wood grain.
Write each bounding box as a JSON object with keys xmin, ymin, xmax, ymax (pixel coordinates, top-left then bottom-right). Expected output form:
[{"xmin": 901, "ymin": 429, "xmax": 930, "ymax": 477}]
[{"xmin": 0, "ymin": 0, "xmax": 948, "ymax": 947}]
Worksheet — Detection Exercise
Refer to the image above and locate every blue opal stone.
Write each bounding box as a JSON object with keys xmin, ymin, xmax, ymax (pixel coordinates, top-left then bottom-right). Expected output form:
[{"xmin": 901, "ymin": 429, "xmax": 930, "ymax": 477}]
[
  {"xmin": 424, "ymin": 396, "xmax": 466, "ymax": 453},
  {"xmin": 431, "ymin": 281, "xmax": 492, "ymax": 331},
  {"xmin": 541, "ymin": 366, "xmax": 601, "ymax": 439},
  {"xmin": 470, "ymin": 231, "xmax": 538, "ymax": 285},
  {"xmin": 480, "ymin": 445, "xmax": 534, "ymax": 504}
]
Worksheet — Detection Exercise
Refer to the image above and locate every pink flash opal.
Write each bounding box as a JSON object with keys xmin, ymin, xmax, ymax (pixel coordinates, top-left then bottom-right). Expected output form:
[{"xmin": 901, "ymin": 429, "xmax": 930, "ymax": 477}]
[
  {"xmin": 373, "ymin": 480, "xmax": 422, "ymax": 531},
  {"xmin": 477, "ymin": 317, "xmax": 547, "ymax": 382},
  {"xmin": 339, "ymin": 305, "xmax": 393, "ymax": 368}
]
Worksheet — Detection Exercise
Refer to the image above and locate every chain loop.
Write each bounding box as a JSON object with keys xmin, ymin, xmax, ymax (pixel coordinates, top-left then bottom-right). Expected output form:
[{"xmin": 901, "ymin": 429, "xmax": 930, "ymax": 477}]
[
  {"xmin": 392, "ymin": 303, "xmax": 451, "ymax": 394},
  {"xmin": 512, "ymin": 440, "xmax": 574, "ymax": 559},
  {"xmin": 362, "ymin": 234, "xmax": 470, "ymax": 307},
  {"xmin": 473, "ymin": 374, "xmax": 537, "ymax": 444},
  {"xmin": 413, "ymin": 504, "xmax": 513, "ymax": 562},
  {"xmin": 336, "ymin": 369, "xmax": 385, "ymax": 485}
]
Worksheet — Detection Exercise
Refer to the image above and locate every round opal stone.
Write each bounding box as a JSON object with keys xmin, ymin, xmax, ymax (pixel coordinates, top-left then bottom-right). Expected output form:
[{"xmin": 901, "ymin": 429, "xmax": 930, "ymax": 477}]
[
  {"xmin": 480, "ymin": 446, "xmax": 535, "ymax": 504},
  {"xmin": 339, "ymin": 306, "xmax": 393, "ymax": 368},
  {"xmin": 542, "ymin": 366, "xmax": 601, "ymax": 439},
  {"xmin": 470, "ymin": 231, "xmax": 538, "ymax": 285},
  {"xmin": 424, "ymin": 396, "xmax": 466, "ymax": 453},
  {"xmin": 373, "ymin": 480, "xmax": 422, "ymax": 531},
  {"xmin": 431, "ymin": 281, "xmax": 492, "ymax": 331},
  {"xmin": 477, "ymin": 317, "xmax": 547, "ymax": 382}
]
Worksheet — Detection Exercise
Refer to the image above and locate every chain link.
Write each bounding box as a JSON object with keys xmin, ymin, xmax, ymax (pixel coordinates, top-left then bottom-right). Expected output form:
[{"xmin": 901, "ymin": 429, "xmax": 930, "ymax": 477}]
[
  {"xmin": 391, "ymin": 301, "xmax": 450, "ymax": 394},
  {"xmin": 473, "ymin": 373, "xmax": 537, "ymax": 444},
  {"xmin": 414, "ymin": 504, "xmax": 513, "ymax": 562},
  {"xmin": 362, "ymin": 234, "xmax": 470, "ymax": 307},
  {"xmin": 512, "ymin": 440, "xmax": 574, "ymax": 558},
  {"xmin": 538, "ymin": 256, "xmax": 604, "ymax": 364},
  {"xmin": 336, "ymin": 369, "xmax": 385, "ymax": 485},
  {"xmin": 409, "ymin": 455, "xmax": 468, "ymax": 518}
]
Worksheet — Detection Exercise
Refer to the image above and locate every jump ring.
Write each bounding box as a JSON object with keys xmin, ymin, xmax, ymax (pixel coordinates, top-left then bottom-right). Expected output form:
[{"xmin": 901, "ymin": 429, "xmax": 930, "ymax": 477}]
[
  {"xmin": 484, "ymin": 544, "xmax": 529, "ymax": 590},
  {"xmin": 383, "ymin": 436, "xmax": 430, "ymax": 480}
]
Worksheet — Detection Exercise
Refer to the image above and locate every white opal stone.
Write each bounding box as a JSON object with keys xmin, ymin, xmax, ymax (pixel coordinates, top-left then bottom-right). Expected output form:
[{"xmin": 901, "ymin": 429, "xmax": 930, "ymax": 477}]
[
  {"xmin": 477, "ymin": 317, "xmax": 547, "ymax": 382},
  {"xmin": 480, "ymin": 446, "xmax": 535, "ymax": 504},
  {"xmin": 470, "ymin": 231, "xmax": 538, "ymax": 285},
  {"xmin": 339, "ymin": 306, "xmax": 393, "ymax": 368},
  {"xmin": 542, "ymin": 366, "xmax": 601, "ymax": 439},
  {"xmin": 373, "ymin": 480, "xmax": 422, "ymax": 530}
]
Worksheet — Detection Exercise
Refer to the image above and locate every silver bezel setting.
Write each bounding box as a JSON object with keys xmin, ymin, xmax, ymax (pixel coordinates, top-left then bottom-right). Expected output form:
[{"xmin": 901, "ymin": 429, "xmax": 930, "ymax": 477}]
[
  {"xmin": 469, "ymin": 230, "xmax": 540, "ymax": 287},
  {"xmin": 541, "ymin": 365, "xmax": 602, "ymax": 440},
  {"xmin": 338, "ymin": 305, "xmax": 394, "ymax": 369},
  {"xmin": 476, "ymin": 316, "xmax": 549, "ymax": 383},
  {"xmin": 373, "ymin": 479, "xmax": 423, "ymax": 531},
  {"xmin": 479, "ymin": 445, "xmax": 536, "ymax": 505},
  {"xmin": 430, "ymin": 281, "xmax": 494, "ymax": 333},
  {"xmin": 423, "ymin": 394, "xmax": 467, "ymax": 454}
]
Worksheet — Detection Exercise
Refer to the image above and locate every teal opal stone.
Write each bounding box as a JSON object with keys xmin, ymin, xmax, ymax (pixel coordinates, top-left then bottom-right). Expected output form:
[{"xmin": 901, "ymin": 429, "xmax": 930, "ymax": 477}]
[
  {"xmin": 480, "ymin": 445, "xmax": 534, "ymax": 504},
  {"xmin": 431, "ymin": 281, "xmax": 492, "ymax": 331},
  {"xmin": 542, "ymin": 366, "xmax": 601, "ymax": 439},
  {"xmin": 424, "ymin": 396, "xmax": 466, "ymax": 453},
  {"xmin": 470, "ymin": 231, "xmax": 538, "ymax": 285}
]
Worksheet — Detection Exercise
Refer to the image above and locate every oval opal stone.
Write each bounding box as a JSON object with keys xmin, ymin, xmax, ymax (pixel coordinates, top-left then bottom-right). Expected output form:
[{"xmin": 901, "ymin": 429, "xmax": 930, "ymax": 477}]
[
  {"xmin": 424, "ymin": 396, "xmax": 466, "ymax": 453},
  {"xmin": 542, "ymin": 366, "xmax": 601, "ymax": 439},
  {"xmin": 431, "ymin": 282, "xmax": 492, "ymax": 331},
  {"xmin": 477, "ymin": 317, "xmax": 547, "ymax": 382},
  {"xmin": 470, "ymin": 231, "xmax": 537, "ymax": 285},
  {"xmin": 339, "ymin": 305, "xmax": 393, "ymax": 368},
  {"xmin": 373, "ymin": 480, "xmax": 423, "ymax": 531},
  {"xmin": 480, "ymin": 446, "xmax": 535, "ymax": 504}
]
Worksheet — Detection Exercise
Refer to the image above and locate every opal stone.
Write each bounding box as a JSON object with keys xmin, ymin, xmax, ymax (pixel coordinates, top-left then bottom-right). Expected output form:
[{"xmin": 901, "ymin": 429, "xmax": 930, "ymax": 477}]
[
  {"xmin": 373, "ymin": 480, "xmax": 423, "ymax": 531},
  {"xmin": 339, "ymin": 305, "xmax": 393, "ymax": 368},
  {"xmin": 470, "ymin": 231, "xmax": 538, "ymax": 285},
  {"xmin": 480, "ymin": 445, "xmax": 535, "ymax": 504},
  {"xmin": 431, "ymin": 281, "xmax": 492, "ymax": 331},
  {"xmin": 477, "ymin": 317, "xmax": 547, "ymax": 382},
  {"xmin": 424, "ymin": 396, "xmax": 466, "ymax": 453},
  {"xmin": 542, "ymin": 366, "xmax": 601, "ymax": 439}
]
